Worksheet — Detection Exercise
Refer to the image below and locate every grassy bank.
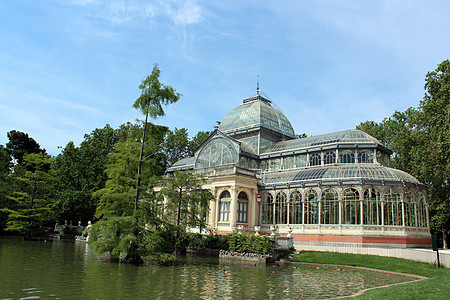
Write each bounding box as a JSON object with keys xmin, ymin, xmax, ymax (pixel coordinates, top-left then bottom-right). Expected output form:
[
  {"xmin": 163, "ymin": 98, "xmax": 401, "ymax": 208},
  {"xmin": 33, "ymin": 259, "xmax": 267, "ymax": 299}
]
[{"xmin": 290, "ymin": 251, "xmax": 449, "ymax": 299}]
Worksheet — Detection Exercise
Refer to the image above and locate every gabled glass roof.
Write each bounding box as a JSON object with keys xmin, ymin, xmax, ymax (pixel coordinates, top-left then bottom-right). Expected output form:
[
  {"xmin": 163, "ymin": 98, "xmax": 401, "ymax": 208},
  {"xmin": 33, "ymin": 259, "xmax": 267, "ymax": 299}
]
[
  {"xmin": 261, "ymin": 165, "xmax": 421, "ymax": 185},
  {"xmin": 167, "ymin": 156, "xmax": 194, "ymax": 171},
  {"xmin": 261, "ymin": 130, "xmax": 384, "ymax": 154},
  {"xmin": 218, "ymin": 94, "xmax": 295, "ymax": 138}
]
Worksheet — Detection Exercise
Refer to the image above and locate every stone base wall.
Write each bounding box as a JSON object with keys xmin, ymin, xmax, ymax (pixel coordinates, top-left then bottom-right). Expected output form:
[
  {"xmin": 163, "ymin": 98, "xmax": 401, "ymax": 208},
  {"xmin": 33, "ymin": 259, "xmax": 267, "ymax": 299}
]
[
  {"xmin": 219, "ymin": 250, "xmax": 270, "ymax": 263},
  {"xmin": 294, "ymin": 241, "xmax": 450, "ymax": 267}
]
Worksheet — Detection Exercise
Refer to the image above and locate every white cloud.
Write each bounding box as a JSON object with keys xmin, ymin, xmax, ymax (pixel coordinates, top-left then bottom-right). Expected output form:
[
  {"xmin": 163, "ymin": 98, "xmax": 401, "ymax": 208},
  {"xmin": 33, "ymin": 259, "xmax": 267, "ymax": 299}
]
[{"xmin": 170, "ymin": 0, "xmax": 203, "ymax": 26}]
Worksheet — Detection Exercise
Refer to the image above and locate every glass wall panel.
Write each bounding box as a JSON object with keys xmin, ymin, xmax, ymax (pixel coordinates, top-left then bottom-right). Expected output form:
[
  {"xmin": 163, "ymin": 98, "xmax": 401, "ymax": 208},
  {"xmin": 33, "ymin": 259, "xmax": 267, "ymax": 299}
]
[
  {"xmin": 237, "ymin": 192, "xmax": 248, "ymax": 223},
  {"xmin": 324, "ymin": 151, "xmax": 336, "ymax": 164},
  {"xmin": 321, "ymin": 189, "xmax": 339, "ymax": 224},
  {"xmin": 271, "ymin": 158, "xmax": 281, "ymax": 171},
  {"xmin": 363, "ymin": 188, "xmax": 381, "ymax": 225},
  {"xmin": 283, "ymin": 156, "xmax": 294, "ymax": 170},
  {"xmin": 305, "ymin": 190, "xmax": 319, "ymax": 224},
  {"xmin": 239, "ymin": 157, "xmax": 248, "ymax": 168},
  {"xmin": 404, "ymin": 191, "xmax": 415, "ymax": 227},
  {"xmin": 339, "ymin": 150, "xmax": 355, "ymax": 164},
  {"xmin": 274, "ymin": 192, "xmax": 288, "ymax": 224},
  {"xmin": 384, "ymin": 189, "xmax": 401, "ymax": 226},
  {"xmin": 342, "ymin": 188, "xmax": 360, "ymax": 224},
  {"xmin": 417, "ymin": 193, "xmax": 428, "ymax": 227},
  {"xmin": 310, "ymin": 153, "xmax": 321, "ymax": 166},
  {"xmin": 358, "ymin": 150, "xmax": 374, "ymax": 163},
  {"xmin": 295, "ymin": 154, "xmax": 307, "ymax": 168},
  {"xmin": 261, "ymin": 193, "xmax": 274, "ymax": 224},
  {"xmin": 289, "ymin": 191, "xmax": 302, "ymax": 224},
  {"xmin": 219, "ymin": 191, "xmax": 231, "ymax": 222}
]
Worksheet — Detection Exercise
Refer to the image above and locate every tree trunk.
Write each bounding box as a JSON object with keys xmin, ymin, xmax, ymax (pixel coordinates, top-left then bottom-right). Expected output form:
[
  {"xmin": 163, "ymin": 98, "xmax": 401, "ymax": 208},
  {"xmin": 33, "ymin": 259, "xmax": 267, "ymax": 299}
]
[
  {"xmin": 444, "ymin": 231, "xmax": 448, "ymax": 249},
  {"xmin": 135, "ymin": 105, "xmax": 150, "ymax": 211}
]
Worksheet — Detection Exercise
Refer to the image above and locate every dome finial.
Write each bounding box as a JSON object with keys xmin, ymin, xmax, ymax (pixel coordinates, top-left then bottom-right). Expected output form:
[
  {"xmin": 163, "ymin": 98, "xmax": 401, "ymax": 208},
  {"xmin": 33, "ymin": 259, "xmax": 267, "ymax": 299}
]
[{"xmin": 256, "ymin": 75, "xmax": 260, "ymax": 95}]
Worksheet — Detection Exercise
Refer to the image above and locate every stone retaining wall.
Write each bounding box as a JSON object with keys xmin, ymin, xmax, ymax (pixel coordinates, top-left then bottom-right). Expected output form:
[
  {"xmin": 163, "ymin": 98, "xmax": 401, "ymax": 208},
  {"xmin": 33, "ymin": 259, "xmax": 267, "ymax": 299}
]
[
  {"xmin": 219, "ymin": 250, "xmax": 270, "ymax": 263},
  {"xmin": 294, "ymin": 241, "xmax": 450, "ymax": 267}
]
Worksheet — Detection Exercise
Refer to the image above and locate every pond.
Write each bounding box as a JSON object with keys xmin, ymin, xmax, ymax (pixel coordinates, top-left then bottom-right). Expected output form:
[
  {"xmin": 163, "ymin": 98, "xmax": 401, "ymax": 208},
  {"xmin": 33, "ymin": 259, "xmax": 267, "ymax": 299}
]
[{"xmin": 0, "ymin": 237, "xmax": 412, "ymax": 299}]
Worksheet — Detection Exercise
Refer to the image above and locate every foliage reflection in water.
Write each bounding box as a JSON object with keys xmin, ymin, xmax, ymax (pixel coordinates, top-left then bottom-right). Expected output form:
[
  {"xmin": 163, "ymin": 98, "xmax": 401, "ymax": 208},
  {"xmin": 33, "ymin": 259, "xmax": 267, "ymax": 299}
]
[{"xmin": 0, "ymin": 237, "xmax": 412, "ymax": 299}]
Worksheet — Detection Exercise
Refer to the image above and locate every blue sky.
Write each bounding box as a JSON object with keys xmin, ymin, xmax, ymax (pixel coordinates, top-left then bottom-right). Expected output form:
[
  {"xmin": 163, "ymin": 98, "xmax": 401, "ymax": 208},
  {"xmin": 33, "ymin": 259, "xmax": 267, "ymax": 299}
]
[{"xmin": 1, "ymin": 0, "xmax": 449, "ymax": 155}]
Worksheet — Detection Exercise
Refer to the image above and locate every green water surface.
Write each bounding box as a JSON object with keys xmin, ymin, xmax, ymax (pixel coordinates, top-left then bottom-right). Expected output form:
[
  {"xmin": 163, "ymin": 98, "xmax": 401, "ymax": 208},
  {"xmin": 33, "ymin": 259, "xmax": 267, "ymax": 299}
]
[{"xmin": 0, "ymin": 237, "xmax": 412, "ymax": 299}]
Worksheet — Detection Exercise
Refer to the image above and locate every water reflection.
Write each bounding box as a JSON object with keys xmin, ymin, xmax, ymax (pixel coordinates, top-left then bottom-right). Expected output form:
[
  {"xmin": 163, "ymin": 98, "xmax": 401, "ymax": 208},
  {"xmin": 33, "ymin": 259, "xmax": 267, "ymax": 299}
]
[{"xmin": 0, "ymin": 237, "xmax": 411, "ymax": 299}]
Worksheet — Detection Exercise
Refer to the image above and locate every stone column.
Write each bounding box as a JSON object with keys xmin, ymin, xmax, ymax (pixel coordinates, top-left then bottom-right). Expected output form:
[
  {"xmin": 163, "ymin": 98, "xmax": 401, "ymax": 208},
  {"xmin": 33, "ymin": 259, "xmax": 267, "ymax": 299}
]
[
  {"xmin": 209, "ymin": 188, "xmax": 217, "ymax": 227},
  {"xmin": 229, "ymin": 186, "xmax": 238, "ymax": 231}
]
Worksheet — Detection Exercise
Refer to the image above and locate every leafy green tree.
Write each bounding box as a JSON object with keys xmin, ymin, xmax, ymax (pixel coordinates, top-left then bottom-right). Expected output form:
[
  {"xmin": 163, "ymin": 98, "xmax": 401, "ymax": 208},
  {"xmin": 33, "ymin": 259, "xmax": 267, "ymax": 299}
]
[
  {"xmin": 89, "ymin": 122, "xmax": 168, "ymax": 264},
  {"xmin": 159, "ymin": 171, "xmax": 214, "ymax": 254},
  {"xmin": 189, "ymin": 131, "xmax": 211, "ymax": 156},
  {"xmin": 51, "ymin": 125, "xmax": 118, "ymax": 225},
  {"xmin": 0, "ymin": 145, "xmax": 11, "ymax": 174},
  {"xmin": 1, "ymin": 153, "xmax": 54, "ymax": 239},
  {"xmin": 164, "ymin": 128, "xmax": 190, "ymax": 166},
  {"xmin": 0, "ymin": 145, "xmax": 13, "ymax": 232},
  {"xmin": 418, "ymin": 59, "xmax": 450, "ymax": 247},
  {"xmin": 160, "ymin": 171, "xmax": 213, "ymax": 228},
  {"xmin": 357, "ymin": 108, "xmax": 421, "ymax": 173},
  {"xmin": 6, "ymin": 130, "xmax": 45, "ymax": 166},
  {"xmin": 133, "ymin": 64, "xmax": 181, "ymax": 210}
]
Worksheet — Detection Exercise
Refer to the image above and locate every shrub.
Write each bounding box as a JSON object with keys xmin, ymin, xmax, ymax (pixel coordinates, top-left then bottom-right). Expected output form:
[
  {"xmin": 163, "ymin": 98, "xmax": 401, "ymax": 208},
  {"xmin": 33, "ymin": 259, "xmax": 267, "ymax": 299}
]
[{"xmin": 227, "ymin": 233, "xmax": 274, "ymax": 255}]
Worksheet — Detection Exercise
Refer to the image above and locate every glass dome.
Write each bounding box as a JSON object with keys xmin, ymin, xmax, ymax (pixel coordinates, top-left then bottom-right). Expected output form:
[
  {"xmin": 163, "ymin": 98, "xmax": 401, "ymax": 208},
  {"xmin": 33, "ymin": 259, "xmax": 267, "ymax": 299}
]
[{"xmin": 218, "ymin": 94, "xmax": 295, "ymax": 138}]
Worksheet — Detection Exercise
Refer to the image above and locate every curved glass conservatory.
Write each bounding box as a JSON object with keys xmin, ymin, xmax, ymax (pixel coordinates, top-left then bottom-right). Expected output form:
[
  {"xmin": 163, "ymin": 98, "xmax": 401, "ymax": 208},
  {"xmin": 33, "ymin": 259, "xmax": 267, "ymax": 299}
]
[{"xmin": 168, "ymin": 92, "xmax": 431, "ymax": 248}]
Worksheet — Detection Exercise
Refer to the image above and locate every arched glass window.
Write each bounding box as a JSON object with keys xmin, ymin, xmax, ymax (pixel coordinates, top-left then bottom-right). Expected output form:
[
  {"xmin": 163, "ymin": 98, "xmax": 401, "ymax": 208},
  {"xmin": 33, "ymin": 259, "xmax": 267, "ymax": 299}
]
[
  {"xmin": 249, "ymin": 159, "xmax": 258, "ymax": 169},
  {"xmin": 339, "ymin": 150, "xmax": 355, "ymax": 163},
  {"xmin": 342, "ymin": 188, "xmax": 360, "ymax": 224},
  {"xmin": 324, "ymin": 151, "xmax": 336, "ymax": 165},
  {"xmin": 274, "ymin": 192, "xmax": 288, "ymax": 224},
  {"xmin": 218, "ymin": 190, "xmax": 231, "ymax": 222},
  {"xmin": 195, "ymin": 137, "xmax": 238, "ymax": 169},
  {"xmin": 384, "ymin": 189, "xmax": 401, "ymax": 226},
  {"xmin": 363, "ymin": 188, "xmax": 381, "ymax": 225},
  {"xmin": 404, "ymin": 191, "xmax": 414, "ymax": 227},
  {"xmin": 261, "ymin": 193, "xmax": 274, "ymax": 224},
  {"xmin": 283, "ymin": 156, "xmax": 294, "ymax": 170},
  {"xmin": 321, "ymin": 189, "xmax": 339, "ymax": 224},
  {"xmin": 289, "ymin": 191, "xmax": 302, "ymax": 224},
  {"xmin": 358, "ymin": 150, "xmax": 374, "ymax": 163},
  {"xmin": 417, "ymin": 193, "xmax": 428, "ymax": 227},
  {"xmin": 296, "ymin": 154, "xmax": 307, "ymax": 168},
  {"xmin": 237, "ymin": 192, "xmax": 248, "ymax": 223},
  {"xmin": 304, "ymin": 190, "xmax": 319, "ymax": 224},
  {"xmin": 310, "ymin": 153, "xmax": 321, "ymax": 166}
]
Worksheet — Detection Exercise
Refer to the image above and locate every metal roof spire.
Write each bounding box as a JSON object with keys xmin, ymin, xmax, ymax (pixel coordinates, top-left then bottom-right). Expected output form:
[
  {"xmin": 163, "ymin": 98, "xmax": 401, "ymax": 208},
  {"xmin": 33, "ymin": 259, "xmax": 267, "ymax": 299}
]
[{"xmin": 256, "ymin": 76, "xmax": 260, "ymax": 95}]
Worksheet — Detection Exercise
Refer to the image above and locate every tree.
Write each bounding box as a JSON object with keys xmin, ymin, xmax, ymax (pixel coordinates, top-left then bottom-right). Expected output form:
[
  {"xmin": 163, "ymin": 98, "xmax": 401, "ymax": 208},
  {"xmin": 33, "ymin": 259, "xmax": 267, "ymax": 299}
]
[
  {"xmin": 89, "ymin": 122, "xmax": 168, "ymax": 264},
  {"xmin": 189, "ymin": 131, "xmax": 211, "ymax": 156},
  {"xmin": 133, "ymin": 64, "xmax": 181, "ymax": 211},
  {"xmin": 6, "ymin": 130, "xmax": 45, "ymax": 166},
  {"xmin": 159, "ymin": 171, "xmax": 214, "ymax": 254},
  {"xmin": 0, "ymin": 153, "xmax": 54, "ymax": 239},
  {"xmin": 0, "ymin": 145, "xmax": 13, "ymax": 232},
  {"xmin": 164, "ymin": 128, "xmax": 190, "ymax": 167},
  {"xmin": 418, "ymin": 59, "xmax": 450, "ymax": 247},
  {"xmin": 51, "ymin": 125, "xmax": 119, "ymax": 225},
  {"xmin": 357, "ymin": 108, "xmax": 421, "ymax": 174}
]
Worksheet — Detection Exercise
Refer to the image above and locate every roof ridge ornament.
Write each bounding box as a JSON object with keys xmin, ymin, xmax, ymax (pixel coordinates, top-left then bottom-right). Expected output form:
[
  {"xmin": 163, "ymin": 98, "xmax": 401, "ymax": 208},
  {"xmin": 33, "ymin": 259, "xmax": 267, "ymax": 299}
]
[{"xmin": 257, "ymin": 76, "xmax": 260, "ymax": 95}]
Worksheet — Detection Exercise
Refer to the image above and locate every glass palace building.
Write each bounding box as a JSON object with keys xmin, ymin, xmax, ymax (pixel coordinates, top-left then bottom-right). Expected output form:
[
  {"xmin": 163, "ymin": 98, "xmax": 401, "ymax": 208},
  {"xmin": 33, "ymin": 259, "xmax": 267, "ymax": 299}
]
[{"xmin": 168, "ymin": 92, "xmax": 431, "ymax": 248}]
